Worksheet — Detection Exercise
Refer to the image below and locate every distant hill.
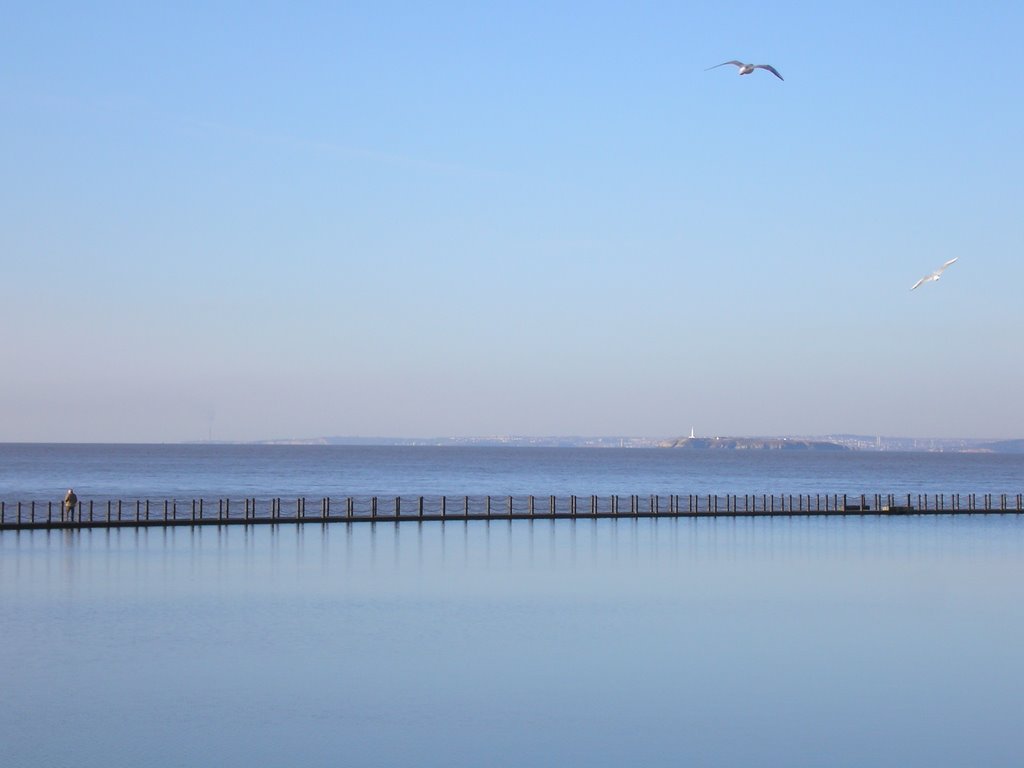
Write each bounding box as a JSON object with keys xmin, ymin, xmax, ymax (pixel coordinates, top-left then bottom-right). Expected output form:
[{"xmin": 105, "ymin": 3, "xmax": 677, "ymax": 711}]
[
  {"xmin": 665, "ymin": 437, "xmax": 847, "ymax": 451},
  {"xmin": 227, "ymin": 435, "xmax": 1019, "ymax": 451}
]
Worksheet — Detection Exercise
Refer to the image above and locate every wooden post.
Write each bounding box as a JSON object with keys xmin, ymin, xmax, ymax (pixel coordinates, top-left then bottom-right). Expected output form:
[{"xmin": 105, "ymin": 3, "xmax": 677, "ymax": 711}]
[
  {"xmin": 507, "ymin": 496, "xmax": 512, "ymax": 517},
  {"xmin": 486, "ymin": 496, "xmax": 491, "ymax": 518},
  {"xmin": 396, "ymin": 496, "xmax": 401, "ymax": 518},
  {"xmin": 136, "ymin": 499, "xmax": 140, "ymax": 522},
  {"xmin": 372, "ymin": 497, "xmax": 377, "ymax": 519},
  {"xmin": 441, "ymin": 496, "xmax": 446, "ymax": 518},
  {"xmin": 419, "ymin": 496, "xmax": 425, "ymax": 519},
  {"xmin": 464, "ymin": 496, "xmax": 469, "ymax": 517},
  {"xmin": 118, "ymin": 499, "xmax": 122, "ymax": 521}
]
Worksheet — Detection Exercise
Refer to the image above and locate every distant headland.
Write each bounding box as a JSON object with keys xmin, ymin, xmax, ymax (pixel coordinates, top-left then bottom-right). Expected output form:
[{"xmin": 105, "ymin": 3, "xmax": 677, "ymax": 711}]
[
  {"xmin": 663, "ymin": 437, "xmax": 847, "ymax": 451},
  {"xmin": 228, "ymin": 435, "xmax": 1024, "ymax": 453}
]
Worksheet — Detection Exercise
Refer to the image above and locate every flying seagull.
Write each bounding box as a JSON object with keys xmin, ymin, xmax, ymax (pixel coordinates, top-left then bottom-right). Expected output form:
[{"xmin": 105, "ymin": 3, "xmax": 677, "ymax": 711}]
[
  {"xmin": 706, "ymin": 60, "xmax": 784, "ymax": 81},
  {"xmin": 911, "ymin": 257, "xmax": 958, "ymax": 290}
]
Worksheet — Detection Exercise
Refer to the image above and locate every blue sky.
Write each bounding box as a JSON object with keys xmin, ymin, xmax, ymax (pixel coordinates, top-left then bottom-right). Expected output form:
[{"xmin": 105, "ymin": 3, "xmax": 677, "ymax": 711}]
[{"xmin": 2, "ymin": 1, "xmax": 1022, "ymax": 441}]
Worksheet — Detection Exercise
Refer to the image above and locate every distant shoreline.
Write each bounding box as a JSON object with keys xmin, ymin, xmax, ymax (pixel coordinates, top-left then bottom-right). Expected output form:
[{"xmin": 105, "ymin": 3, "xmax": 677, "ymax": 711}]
[
  {"xmin": 3, "ymin": 436, "xmax": 1022, "ymax": 453},
  {"xmin": 188, "ymin": 435, "xmax": 1024, "ymax": 453}
]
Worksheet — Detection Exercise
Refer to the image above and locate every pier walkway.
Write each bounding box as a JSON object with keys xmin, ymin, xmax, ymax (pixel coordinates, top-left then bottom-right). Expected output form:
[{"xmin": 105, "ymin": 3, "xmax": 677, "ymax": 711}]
[{"xmin": 2, "ymin": 492, "xmax": 1023, "ymax": 531}]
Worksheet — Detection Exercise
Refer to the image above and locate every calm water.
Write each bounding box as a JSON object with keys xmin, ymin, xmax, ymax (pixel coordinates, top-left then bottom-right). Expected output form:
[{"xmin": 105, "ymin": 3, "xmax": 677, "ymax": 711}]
[
  {"xmin": 3, "ymin": 446, "xmax": 1024, "ymax": 766},
  {"xmin": 3, "ymin": 517, "xmax": 1024, "ymax": 767},
  {"xmin": 2, "ymin": 444, "xmax": 1023, "ymax": 501}
]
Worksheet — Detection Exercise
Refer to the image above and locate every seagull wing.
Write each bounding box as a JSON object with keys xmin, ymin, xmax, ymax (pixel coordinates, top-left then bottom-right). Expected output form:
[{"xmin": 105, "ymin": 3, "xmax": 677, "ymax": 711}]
[
  {"xmin": 936, "ymin": 257, "xmax": 958, "ymax": 273},
  {"xmin": 755, "ymin": 64, "xmax": 784, "ymax": 80},
  {"xmin": 911, "ymin": 277, "xmax": 927, "ymax": 290},
  {"xmin": 705, "ymin": 60, "xmax": 744, "ymax": 71}
]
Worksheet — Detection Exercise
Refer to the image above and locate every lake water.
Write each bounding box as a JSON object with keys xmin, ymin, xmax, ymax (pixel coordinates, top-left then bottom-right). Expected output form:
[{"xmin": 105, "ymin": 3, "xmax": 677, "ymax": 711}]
[{"xmin": 2, "ymin": 446, "xmax": 1023, "ymax": 766}]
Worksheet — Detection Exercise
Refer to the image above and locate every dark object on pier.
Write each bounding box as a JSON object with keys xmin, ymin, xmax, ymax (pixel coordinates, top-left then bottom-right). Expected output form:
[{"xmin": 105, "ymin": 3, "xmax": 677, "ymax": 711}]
[{"xmin": 882, "ymin": 505, "xmax": 916, "ymax": 514}]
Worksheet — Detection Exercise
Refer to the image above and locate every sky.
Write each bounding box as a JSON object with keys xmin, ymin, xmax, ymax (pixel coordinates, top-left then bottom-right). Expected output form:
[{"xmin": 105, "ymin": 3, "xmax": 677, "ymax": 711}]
[{"xmin": 2, "ymin": 1, "xmax": 1022, "ymax": 442}]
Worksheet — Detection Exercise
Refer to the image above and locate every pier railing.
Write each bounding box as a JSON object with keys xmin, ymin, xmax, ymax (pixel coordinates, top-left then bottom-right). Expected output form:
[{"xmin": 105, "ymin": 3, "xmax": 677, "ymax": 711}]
[{"xmin": 1, "ymin": 492, "xmax": 1023, "ymax": 530}]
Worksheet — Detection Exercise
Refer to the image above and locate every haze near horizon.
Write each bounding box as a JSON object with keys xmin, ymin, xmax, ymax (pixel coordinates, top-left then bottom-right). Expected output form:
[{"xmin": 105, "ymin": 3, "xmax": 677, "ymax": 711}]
[{"xmin": 3, "ymin": 2, "xmax": 1022, "ymax": 442}]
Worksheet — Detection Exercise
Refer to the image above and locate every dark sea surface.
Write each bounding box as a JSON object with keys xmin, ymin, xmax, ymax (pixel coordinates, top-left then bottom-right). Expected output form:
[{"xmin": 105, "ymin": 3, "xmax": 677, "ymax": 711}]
[
  {"xmin": 3, "ymin": 445, "xmax": 1024, "ymax": 766},
  {"xmin": 2, "ymin": 443, "xmax": 1023, "ymax": 501}
]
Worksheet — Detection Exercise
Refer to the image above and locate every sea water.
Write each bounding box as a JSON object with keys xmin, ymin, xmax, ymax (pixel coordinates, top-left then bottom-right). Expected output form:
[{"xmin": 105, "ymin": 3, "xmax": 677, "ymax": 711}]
[
  {"xmin": 2, "ymin": 446, "xmax": 1023, "ymax": 766},
  {"xmin": 2, "ymin": 443, "xmax": 1023, "ymax": 501}
]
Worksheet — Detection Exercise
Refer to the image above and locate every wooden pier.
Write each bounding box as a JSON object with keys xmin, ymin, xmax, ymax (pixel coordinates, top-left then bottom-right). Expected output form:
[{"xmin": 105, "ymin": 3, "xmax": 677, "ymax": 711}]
[{"xmin": 1, "ymin": 492, "xmax": 1023, "ymax": 531}]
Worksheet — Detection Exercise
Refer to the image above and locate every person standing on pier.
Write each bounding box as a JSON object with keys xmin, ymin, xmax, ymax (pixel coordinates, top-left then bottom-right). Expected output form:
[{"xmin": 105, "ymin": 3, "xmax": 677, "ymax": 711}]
[{"xmin": 64, "ymin": 488, "xmax": 78, "ymax": 522}]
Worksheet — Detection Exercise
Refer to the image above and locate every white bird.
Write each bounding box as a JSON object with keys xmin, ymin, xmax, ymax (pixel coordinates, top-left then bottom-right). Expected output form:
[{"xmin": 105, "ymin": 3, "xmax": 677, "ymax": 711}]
[
  {"xmin": 706, "ymin": 60, "xmax": 784, "ymax": 81},
  {"xmin": 911, "ymin": 257, "xmax": 958, "ymax": 290}
]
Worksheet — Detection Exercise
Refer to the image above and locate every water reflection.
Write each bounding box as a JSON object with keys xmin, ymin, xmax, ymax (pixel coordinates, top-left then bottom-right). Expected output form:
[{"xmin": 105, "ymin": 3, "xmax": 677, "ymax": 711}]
[
  {"xmin": 7, "ymin": 516, "xmax": 1024, "ymax": 589},
  {"xmin": 3, "ymin": 518, "xmax": 1024, "ymax": 767}
]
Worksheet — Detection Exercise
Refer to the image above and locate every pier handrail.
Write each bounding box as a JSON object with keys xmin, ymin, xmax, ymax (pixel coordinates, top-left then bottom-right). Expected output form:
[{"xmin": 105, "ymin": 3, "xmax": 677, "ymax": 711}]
[{"xmin": 1, "ymin": 492, "xmax": 1022, "ymax": 530}]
